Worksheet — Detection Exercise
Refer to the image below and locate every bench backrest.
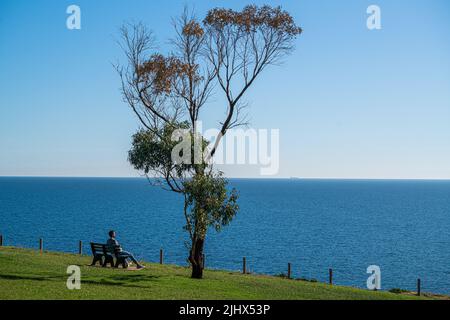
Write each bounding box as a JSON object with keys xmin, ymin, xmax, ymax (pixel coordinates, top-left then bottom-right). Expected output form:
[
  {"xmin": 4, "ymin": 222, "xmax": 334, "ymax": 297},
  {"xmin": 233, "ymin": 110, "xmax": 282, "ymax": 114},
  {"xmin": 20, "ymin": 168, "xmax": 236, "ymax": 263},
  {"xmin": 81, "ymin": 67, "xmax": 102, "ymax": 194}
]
[
  {"xmin": 90, "ymin": 242, "xmax": 107, "ymax": 255},
  {"xmin": 90, "ymin": 242, "xmax": 121, "ymax": 256}
]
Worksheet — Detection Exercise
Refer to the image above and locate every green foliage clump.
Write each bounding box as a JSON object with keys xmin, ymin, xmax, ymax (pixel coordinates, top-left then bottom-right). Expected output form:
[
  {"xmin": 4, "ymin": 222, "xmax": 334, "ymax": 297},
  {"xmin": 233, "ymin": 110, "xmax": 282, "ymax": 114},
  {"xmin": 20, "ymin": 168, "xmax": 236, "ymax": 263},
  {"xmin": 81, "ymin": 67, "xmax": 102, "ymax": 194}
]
[{"xmin": 184, "ymin": 172, "xmax": 239, "ymax": 237}]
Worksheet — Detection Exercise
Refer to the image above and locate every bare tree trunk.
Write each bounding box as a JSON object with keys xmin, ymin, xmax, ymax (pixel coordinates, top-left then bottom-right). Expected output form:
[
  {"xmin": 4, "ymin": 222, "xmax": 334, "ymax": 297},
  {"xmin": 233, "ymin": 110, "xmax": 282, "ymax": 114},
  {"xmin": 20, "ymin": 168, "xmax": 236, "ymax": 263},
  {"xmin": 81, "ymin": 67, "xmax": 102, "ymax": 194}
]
[{"xmin": 189, "ymin": 237, "xmax": 204, "ymax": 279}]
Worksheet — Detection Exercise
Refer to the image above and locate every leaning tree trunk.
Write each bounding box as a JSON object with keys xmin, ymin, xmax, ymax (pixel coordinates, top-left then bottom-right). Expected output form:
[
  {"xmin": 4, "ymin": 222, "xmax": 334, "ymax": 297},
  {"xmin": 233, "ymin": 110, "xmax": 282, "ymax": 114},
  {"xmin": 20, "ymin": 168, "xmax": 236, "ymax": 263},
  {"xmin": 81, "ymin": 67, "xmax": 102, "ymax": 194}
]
[{"xmin": 189, "ymin": 237, "xmax": 205, "ymax": 279}]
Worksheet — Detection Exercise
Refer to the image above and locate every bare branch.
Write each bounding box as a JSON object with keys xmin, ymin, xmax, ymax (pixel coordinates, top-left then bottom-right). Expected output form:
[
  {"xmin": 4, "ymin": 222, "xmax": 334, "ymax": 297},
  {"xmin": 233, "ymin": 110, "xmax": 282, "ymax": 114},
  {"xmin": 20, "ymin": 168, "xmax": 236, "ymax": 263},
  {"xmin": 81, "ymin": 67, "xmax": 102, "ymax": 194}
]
[{"xmin": 203, "ymin": 5, "xmax": 302, "ymax": 160}]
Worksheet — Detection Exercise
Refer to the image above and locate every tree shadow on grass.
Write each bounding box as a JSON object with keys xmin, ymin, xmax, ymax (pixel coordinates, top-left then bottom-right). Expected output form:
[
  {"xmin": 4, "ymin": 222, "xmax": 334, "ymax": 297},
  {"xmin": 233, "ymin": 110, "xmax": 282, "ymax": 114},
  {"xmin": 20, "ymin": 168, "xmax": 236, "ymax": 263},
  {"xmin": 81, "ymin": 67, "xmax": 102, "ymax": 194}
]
[
  {"xmin": 85, "ymin": 274, "xmax": 161, "ymax": 288},
  {"xmin": 0, "ymin": 273, "xmax": 161, "ymax": 289},
  {"xmin": 108, "ymin": 274, "xmax": 159, "ymax": 282},
  {"xmin": 0, "ymin": 274, "xmax": 64, "ymax": 281}
]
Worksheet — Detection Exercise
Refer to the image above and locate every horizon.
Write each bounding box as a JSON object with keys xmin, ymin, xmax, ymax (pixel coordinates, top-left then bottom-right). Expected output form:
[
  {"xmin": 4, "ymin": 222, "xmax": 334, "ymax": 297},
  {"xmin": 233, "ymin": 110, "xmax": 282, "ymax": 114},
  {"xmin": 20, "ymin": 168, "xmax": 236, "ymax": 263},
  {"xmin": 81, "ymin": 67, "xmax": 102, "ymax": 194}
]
[
  {"xmin": 1, "ymin": 175, "xmax": 450, "ymax": 181},
  {"xmin": 1, "ymin": 0, "xmax": 449, "ymax": 179}
]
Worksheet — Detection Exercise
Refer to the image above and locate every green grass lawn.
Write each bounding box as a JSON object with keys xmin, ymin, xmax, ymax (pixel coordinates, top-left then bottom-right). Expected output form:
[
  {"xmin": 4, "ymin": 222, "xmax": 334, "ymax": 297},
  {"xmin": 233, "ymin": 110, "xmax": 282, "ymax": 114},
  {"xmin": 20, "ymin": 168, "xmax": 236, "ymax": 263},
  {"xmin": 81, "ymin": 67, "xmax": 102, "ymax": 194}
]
[{"xmin": 0, "ymin": 246, "xmax": 429, "ymax": 300}]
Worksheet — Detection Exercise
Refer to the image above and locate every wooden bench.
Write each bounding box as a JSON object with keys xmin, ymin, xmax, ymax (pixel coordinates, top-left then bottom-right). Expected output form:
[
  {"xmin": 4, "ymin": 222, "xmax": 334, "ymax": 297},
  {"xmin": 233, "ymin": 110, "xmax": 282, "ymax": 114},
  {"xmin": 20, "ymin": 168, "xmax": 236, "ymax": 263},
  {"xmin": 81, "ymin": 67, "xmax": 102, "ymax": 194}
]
[
  {"xmin": 90, "ymin": 242, "xmax": 128, "ymax": 269},
  {"xmin": 90, "ymin": 242, "xmax": 114, "ymax": 267}
]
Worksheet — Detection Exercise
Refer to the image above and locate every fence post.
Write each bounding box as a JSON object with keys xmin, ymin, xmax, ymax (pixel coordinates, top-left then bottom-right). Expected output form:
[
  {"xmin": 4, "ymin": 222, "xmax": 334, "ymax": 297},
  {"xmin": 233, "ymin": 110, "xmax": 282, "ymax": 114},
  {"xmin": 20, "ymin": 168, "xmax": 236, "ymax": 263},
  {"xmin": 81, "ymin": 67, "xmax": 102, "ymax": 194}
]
[
  {"xmin": 160, "ymin": 248, "xmax": 163, "ymax": 264},
  {"xmin": 417, "ymin": 278, "xmax": 421, "ymax": 296},
  {"xmin": 39, "ymin": 238, "xmax": 43, "ymax": 253},
  {"xmin": 79, "ymin": 240, "xmax": 82, "ymax": 255},
  {"xmin": 288, "ymin": 263, "xmax": 292, "ymax": 279},
  {"xmin": 329, "ymin": 268, "xmax": 333, "ymax": 285},
  {"xmin": 0, "ymin": 234, "xmax": 3, "ymax": 246},
  {"xmin": 243, "ymin": 257, "xmax": 246, "ymax": 274}
]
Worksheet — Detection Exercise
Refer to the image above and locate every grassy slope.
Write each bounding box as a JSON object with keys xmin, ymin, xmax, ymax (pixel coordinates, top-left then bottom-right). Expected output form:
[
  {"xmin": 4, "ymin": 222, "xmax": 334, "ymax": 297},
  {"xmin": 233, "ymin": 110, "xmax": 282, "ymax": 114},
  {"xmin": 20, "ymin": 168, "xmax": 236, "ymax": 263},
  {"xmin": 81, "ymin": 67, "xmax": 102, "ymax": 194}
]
[{"xmin": 0, "ymin": 247, "xmax": 425, "ymax": 300}]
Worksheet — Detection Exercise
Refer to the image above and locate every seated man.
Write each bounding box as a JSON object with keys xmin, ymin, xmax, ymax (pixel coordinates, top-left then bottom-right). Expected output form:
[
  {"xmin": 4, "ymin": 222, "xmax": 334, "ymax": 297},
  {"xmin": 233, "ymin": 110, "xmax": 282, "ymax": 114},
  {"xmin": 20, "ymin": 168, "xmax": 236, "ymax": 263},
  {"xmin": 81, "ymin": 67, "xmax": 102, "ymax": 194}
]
[{"xmin": 106, "ymin": 230, "xmax": 145, "ymax": 269}]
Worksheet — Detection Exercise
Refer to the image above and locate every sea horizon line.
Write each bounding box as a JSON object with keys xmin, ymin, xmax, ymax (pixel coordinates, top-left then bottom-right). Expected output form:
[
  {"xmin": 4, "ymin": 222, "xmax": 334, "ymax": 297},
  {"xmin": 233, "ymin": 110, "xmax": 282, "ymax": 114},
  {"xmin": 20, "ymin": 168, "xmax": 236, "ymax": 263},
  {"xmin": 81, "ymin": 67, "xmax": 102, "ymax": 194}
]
[{"xmin": 1, "ymin": 175, "xmax": 450, "ymax": 181}]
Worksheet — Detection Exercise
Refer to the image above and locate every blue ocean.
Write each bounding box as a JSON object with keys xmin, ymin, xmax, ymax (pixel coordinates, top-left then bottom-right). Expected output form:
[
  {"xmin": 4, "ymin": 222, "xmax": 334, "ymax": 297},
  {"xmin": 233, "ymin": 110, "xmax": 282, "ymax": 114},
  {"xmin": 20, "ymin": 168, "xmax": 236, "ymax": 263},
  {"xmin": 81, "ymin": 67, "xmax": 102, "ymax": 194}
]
[{"xmin": 1, "ymin": 177, "xmax": 449, "ymax": 294}]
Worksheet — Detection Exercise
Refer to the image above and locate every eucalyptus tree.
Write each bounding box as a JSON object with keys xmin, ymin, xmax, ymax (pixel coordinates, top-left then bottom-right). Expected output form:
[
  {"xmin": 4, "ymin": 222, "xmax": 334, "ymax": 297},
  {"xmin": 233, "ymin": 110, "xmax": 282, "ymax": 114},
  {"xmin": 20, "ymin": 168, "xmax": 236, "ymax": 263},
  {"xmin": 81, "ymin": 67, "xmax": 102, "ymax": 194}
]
[{"xmin": 117, "ymin": 5, "xmax": 301, "ymax": 278}]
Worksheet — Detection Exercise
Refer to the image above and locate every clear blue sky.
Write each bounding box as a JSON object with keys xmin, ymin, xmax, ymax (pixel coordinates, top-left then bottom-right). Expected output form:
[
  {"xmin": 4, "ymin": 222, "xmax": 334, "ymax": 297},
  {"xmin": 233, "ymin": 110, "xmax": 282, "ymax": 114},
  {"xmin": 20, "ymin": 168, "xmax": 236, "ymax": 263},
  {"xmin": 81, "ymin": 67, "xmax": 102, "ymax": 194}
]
[{"xmin": 1, "ymin": 0, "xmax": 449, "ymax": 179}]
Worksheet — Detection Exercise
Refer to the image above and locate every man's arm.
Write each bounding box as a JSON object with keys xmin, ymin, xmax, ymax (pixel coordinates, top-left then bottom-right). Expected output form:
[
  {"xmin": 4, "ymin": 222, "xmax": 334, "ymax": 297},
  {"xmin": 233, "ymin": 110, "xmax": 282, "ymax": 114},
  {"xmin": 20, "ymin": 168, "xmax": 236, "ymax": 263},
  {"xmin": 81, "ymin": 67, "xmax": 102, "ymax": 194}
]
[{"xmin": 113, "ymin": 239, "xmax": 122, "ymax": 251}]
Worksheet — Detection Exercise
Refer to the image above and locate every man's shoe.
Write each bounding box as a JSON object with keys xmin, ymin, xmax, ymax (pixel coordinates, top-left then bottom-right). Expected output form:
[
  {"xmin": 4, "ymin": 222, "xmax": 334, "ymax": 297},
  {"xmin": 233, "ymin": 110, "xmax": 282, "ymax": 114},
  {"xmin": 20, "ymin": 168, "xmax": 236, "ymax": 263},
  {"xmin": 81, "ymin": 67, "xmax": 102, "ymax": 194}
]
[{"xmin": 137, "ymin": 265, "xmax": 145, "ymax": 269}]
